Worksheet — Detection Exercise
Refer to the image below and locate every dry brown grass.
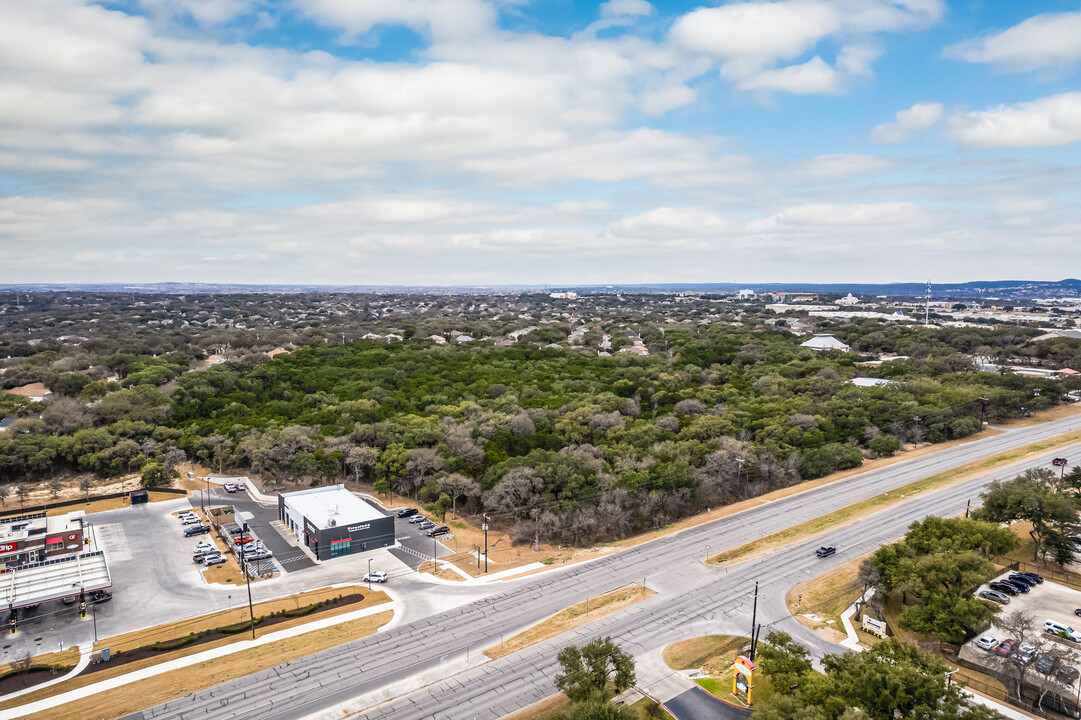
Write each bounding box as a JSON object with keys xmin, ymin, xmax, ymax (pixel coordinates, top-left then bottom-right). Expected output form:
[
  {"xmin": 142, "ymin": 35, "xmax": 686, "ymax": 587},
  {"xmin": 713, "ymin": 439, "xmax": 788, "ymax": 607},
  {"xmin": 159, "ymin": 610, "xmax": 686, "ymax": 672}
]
[
  {"xmin": 663, "ymin": 635, "xmax": 748, "ymax": 675},
  {"xmin": 0, "ymin": 587, "xmax": 390, "ymax": 713},
  {"xmin": 18, "ymin": 610, "xmax": 394, "ymax": 720},
  {"xmin": 788, "ymin": 553, "xmax": 870, "ymax": 633},
  {"xmin": 1001, "ymin": 402, "xmax": 1081, "ymax": 428},
  {"xmin": 711, "ymin": 428, "xmax": 1081, "ymax": 566},
  {"xmin": 503, "ymin": 692, "xmax": 574, "ymax": 720},
  {"xmin": 484, "ymin": 584, "xmax": 654, "ymax": 660}
]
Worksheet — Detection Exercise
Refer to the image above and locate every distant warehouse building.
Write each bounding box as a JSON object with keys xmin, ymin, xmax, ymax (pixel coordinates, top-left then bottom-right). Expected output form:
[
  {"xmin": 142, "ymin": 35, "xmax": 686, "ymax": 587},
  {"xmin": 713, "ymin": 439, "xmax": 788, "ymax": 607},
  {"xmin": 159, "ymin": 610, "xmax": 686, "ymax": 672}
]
[{"xmin": 278, "ymin": 485, "xmax": 394, "ymax": 560}]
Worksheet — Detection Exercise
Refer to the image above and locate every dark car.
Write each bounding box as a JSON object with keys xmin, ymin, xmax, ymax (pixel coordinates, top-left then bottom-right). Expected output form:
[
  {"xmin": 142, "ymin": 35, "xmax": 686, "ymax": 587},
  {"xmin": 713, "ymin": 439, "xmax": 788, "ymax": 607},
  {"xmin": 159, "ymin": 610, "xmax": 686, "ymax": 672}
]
[
  {"xmin": 89, "ymin": 589, "xmax": 112, "ymax": 603},
  {"xmin": 1057, "ymin": 666, "xmax": 1080, "ymax": 685},
  {"xmin": 995, "ymin": 639, "xmax": 1017, "ymax": 656},
  {"xmin": 1001, "ymin": 579, "xmax": 1029, "ymax": 593},
  {"xmin": 1008, "ymin": 574, "xmax": 1036, "ymax": 588},
  {"xmin": 1018, "ymin": 572, "xmax": 1044, "ymax": 584},
  {"xmin": 815, "ymin": 546, "xmax": 836, "ymax": 558},
  {"xmin": 1035, "ymin": 654, "xmax": 1058, "ymax": 675},
  {"xmin": 184, "ymin": 524, "xmax": 211, "ymax": 536},
  {"xmin": 426, "ymin": 526, "xmax": 450, "ymax": 537},
  {"xmin": 989, "ymin": 581, "xmax": 1019, "ymax": 596},
  {"xmin": 397, "ymin": 508, "xmax": 419, "ymax": 518}
]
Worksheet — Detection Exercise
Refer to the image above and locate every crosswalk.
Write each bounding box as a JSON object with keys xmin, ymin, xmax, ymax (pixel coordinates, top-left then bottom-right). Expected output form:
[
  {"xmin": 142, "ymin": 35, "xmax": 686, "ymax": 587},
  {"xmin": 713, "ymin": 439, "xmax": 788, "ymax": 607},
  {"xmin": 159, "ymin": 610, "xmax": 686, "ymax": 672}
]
[{"xmin": 93, "ymin": 524, "xmax": 132, "ymax": 563}]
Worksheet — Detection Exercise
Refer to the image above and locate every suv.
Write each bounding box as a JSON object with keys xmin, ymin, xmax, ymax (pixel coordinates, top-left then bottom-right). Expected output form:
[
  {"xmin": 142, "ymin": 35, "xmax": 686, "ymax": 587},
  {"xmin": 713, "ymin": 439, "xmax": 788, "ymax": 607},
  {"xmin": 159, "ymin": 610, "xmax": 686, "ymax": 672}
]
[
  {"xmin": 989, "ymin": 581, "xmax": 1019, "ymax": 596},
  {"xmin": 1044, "ymin": 620, "xmax": 1081, "ymax": 642},
  {"xmin": 815, "ymin": 546, "xmax": 836, "ymax": 558},
  {"xmin": 233, "ymin": 535, "xmax": 254, "ymax": 545},
  {"xmin": 181, "ymin": 514, "xmax": 201, "ymax": 525},
  {"xmin": 204, "ymin": 554, "xmax": 228, "ymax": 567},
  {"xmin": 426, "ymin": 526, "xmax": 450, "ymax": 537},
  {"xmin": 364, "ymin": 571, "xmax": 389, "ymax": 583},
  {"xmin": 1008, "ymin": 574, "xmax": 1036, "ymax": 589},
  {"xmin": 397, "ymin": 508, "xmax": 419, "ymax": 519},
  {"xmin": 184, "ymin": 524, "xmax": 211, "ymax": 537},
  {"xmin": 408, "ymin": 515, "xmax": 427, "ymax": 525},
  {"xmin": 224, "ymin": 482, "xmax": 237, "ymax": 493},
  {"xmin": 193, "ymin": 541, "xmax": 215, "ymax": 554}
]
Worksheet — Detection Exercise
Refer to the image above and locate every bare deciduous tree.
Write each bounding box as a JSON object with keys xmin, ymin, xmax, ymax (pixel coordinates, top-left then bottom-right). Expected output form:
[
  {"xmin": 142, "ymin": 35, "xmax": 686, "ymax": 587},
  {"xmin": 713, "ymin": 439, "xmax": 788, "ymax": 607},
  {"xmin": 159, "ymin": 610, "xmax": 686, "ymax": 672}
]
[
  {"xmin": 443, "ymin": 418, "xmax": 484, "ymax": 464},
  {"xmin": 509, "ymin": 411, "xmax": 535, "ymax": 438},
  {"xmin": 437, "ymin": 473, "xmax": 480, "ymax": 518},
  {"xmin": 483, "ymin": 467, "xmax": 544, "ymax": 517}
]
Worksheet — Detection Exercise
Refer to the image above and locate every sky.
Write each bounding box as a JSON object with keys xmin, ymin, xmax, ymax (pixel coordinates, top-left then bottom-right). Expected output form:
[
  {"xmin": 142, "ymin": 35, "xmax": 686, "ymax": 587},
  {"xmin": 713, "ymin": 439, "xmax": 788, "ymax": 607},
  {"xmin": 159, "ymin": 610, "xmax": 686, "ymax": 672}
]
[{"xmin": 1, "ymin": 0, "xmax": 1079, "ymax": 286}]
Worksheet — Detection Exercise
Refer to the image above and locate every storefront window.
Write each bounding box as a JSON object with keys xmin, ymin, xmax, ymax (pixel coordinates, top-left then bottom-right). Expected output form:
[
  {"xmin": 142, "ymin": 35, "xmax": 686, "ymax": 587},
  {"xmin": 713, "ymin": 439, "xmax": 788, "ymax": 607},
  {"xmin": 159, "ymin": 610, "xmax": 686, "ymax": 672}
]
[{"xmin": 330, "ymin": 540, "xmax": 351, "ymax": 558}]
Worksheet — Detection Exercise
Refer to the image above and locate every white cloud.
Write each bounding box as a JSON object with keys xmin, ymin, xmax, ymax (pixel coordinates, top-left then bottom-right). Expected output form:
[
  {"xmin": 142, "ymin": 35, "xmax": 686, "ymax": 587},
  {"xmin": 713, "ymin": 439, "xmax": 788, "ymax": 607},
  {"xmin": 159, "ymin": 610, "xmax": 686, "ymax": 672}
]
[
  {"xmin": 139, "ymin": 0, "xmax": 258, "ymax": 25},
  {"xmin": 949, "ymin": 93, "xmax": 1081, "ymax": 148},
  {"xmin": 600, "ymin": 0, "xmax": 653, "ymax": 18},
  {"xmin": 295, "ymin": 0, "xmax": 496, "ymax": 43},
  {"xmin": 945, "ymin": 11, "xmax": 1081, "ymax": 72},
  {"xmin": 870, "ymin": 101, "xmax": 943, "ymax": 143},
  {"xmin": 749, "ymin": 201, "xmax": 928, "ymax": 230},
  {"xmin": 611, "ymin": 207, "xmax": 732, "ymax": 240},
  {"xmin": 738, "ymin": 56, "xmax": 840, "ymax": 94},
  {"xmin": 669, "ymin": 0, "xmax": 939, "ymax": 95}
]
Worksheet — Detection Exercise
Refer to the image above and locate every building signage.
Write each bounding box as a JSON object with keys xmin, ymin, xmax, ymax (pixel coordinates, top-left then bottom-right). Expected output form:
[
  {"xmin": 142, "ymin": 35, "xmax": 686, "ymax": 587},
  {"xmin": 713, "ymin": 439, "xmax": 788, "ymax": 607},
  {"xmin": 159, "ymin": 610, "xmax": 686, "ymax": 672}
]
[
  {"xmin": 0, "ymin": 543, "xmax": 17, "ymax": 553},
  {"xmin": 347, "ymin": 524, "xmax": 370, "ymax": 532},
  {"xmin": 733, "ymin": 655, "xmax": 754, "ymax": 678}
]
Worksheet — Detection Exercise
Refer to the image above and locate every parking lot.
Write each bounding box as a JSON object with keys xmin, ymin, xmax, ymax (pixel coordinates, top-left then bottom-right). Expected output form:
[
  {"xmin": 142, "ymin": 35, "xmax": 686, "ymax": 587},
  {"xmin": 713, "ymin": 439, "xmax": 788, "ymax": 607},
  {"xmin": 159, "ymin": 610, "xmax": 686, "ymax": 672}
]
[
  {"xmin": 961, "ymin": 571, "xmax": 1081, "ymax": 693},
  {"xmin": 388, "ymin": 512, "xmax": 457, "ymax": 570},
  {"xmin": 0, "ymin": 491, "xmax": 420, "ymax": 661}
]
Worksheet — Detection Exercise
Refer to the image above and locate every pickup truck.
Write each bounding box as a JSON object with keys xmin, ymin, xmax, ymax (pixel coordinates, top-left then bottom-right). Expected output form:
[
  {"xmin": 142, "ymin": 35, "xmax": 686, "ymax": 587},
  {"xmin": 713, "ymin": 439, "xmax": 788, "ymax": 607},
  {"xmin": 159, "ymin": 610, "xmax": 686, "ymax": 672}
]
[{"xmin": 815, "ymin": 545, "xmax": 836, "ymax": 558}]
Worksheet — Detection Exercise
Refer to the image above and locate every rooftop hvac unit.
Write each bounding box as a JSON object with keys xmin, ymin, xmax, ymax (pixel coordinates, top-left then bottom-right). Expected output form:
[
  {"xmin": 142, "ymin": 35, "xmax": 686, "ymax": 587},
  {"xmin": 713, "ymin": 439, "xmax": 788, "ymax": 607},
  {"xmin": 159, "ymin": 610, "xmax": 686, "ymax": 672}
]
[{"xmin": 328, "ymin": 518, "xmax": 336, "ymax": 527}]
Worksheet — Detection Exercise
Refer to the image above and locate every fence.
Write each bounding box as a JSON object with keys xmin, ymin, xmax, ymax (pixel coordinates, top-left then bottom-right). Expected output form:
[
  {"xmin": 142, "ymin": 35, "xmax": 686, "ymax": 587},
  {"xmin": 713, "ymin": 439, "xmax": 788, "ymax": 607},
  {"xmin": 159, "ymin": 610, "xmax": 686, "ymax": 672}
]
[
  {"xmin": 0, "ymin": 486, "xmax": 187, "ymax": 518},
  {"xmin": 1007, "ymin": 560, "xmax": 1081, "ymax": 593}
]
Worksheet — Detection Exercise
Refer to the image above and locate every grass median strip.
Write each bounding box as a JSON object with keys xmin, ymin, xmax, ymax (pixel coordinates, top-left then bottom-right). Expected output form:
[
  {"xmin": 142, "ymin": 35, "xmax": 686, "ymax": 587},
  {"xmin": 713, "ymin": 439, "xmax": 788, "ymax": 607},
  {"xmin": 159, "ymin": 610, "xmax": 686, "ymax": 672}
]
[
  {"xmin": 710, "ymin": 428, "xmax": 1081, "ymax": 566},
  {"xmin": 484, "ymin": 584, "xmax": 654, "ymax": 660}
]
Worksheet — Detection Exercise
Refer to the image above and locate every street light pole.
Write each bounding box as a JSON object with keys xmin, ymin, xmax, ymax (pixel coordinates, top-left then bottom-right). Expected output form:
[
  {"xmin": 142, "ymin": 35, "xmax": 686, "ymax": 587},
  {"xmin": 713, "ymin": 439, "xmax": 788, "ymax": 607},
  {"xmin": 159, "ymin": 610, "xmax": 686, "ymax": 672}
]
[
  {"xmin": 706, "ymin": 545, "xmax": 710, "ymax": 562},
  {"xmin": 241, "ymin": 520, "xmax": 255, "ymax": 641},
  {"xmin": 367, "ymin": 558, "xmax": 372, "ymax": 591}
]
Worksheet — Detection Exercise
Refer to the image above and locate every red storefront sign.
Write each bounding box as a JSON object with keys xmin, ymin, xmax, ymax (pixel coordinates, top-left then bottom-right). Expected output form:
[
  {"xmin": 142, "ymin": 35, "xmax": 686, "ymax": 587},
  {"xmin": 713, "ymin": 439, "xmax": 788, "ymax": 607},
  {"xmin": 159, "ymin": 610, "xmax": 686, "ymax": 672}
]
[{"xmin": 0, "ymin": 543, "xmax": 17, "ymax": 553}]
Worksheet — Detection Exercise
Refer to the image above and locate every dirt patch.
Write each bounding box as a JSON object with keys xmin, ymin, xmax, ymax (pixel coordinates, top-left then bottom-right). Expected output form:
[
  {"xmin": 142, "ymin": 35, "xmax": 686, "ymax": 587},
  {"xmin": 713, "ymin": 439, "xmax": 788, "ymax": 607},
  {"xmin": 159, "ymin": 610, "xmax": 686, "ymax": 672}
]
[
  {"xmin": 484, "ymin": 584, "xmax": 654, "ymax": 660},
  {"xmin": 503, "ymin": 692, "xmax": 574, "ymax": 720},
  {"xmin": 815, "ymin": 627, "xmax": 849, "ymax": 643}
]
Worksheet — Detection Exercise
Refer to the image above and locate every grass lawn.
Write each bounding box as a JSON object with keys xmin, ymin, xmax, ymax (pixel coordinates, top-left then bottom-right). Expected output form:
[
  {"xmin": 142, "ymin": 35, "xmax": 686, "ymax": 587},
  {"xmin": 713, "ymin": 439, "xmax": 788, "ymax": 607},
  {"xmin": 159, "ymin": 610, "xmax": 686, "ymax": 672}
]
[
  {"xmin": 484, "ymin": 584, "xmax": 654, "ymax": 660},
  {"xmin": 711, "ymin": 427, "xmax": 1081, "ymax": 566},
  {"xmin": 663, "ymin": 634, "xmax": 748, "ymax": 675}
]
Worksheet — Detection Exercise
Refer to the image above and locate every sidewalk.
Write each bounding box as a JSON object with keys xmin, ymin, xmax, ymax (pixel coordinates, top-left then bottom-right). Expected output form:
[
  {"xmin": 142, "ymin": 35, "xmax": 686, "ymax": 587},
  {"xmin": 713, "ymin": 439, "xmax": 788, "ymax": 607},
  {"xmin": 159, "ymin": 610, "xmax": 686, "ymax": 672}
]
[{"xmin": 0, "ymin": 601, "xmax": 396, "ymax": 720}]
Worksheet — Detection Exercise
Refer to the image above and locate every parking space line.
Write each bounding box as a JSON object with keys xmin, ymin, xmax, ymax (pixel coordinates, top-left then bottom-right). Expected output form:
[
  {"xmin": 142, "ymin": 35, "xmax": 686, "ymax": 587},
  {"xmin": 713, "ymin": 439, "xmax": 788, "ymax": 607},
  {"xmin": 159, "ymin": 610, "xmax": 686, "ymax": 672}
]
[{"xmin": 94, "ymin": 524, "xmax": 132, "ymax": 563}]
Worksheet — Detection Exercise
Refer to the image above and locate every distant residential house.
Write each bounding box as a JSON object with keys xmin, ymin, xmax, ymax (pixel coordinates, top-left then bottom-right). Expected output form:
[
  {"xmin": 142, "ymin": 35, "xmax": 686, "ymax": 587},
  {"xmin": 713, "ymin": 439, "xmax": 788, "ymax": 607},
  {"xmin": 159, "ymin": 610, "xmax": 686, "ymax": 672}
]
[
  {"xmin": 1009, "ymin": 366, "xmax": 1079, "ymax": 380},
  {"xmin": 3, "ymin": 382, "xmax": 52, "ymax": 402},
  {"xmin": 455, "ymin": 335, "xmax": 474, "ymax": 343},
  {"xmin": 0, "ymin": 418, "xmax": 16, "ymax": 433},
  {"xmin": 266, "ymin": 348, "xmax": 291, "ymax": 358},
  {"xmin": 427, "ymin": 335, "xmax": 447, "ymax": 345},
  {"xmin": 360, "ymin": 333, "xmax": 384, "ymax": 341},
  {"xmin": 385, "ymin": 334, "xmax": 403, "ymax": 342},
  {"xmin": 854, "ymin": 355, "xmax": 909, "ymax": 367},
  {"xmin": 848, "ymin": 377, "xmax": 894, "ymax": 388},
  {"xmin": 800, "ymin": 334, "xmax": 851, "ymax": 352},
  {"xmin": 619, "ymin": 345, "xmax": 649, "ymax": 356}
]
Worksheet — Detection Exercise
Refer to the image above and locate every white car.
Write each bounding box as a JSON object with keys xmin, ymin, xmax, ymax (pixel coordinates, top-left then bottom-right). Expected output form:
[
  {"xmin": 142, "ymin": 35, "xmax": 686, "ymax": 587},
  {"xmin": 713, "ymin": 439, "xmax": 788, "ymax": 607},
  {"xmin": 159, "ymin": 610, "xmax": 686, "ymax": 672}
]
[
  {"xmin": 364, "ymin": 571, "xmax": 389, "ymax": 583},
  {"xmin": 408, "ymin": 515, "xmax": 427, "ymax": 524},
  {"xmin": 181, "ymin": 514, "xmax": 201, "ymax": 525},
  {"xmin": 224, "ymin": 482, "xmax": 237, "ymax": 493},
  {"xmin": 976, "ymin": 635, "xmax": 998, "ymax": 651},
  {"xmin": 178, "ymin": 510, "xmax": 195, "ymax": 519},
  {"xmin": 193, "ymin": 541, "xmax": 215, "ymax": 554}
]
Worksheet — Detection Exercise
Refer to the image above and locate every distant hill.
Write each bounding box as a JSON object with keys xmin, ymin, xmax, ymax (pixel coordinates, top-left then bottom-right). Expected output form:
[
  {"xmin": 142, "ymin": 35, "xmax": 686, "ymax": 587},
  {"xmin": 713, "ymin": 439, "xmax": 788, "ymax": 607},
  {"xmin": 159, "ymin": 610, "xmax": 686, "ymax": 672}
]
[{"xmin": 1, "ymin": 279, "xmax": 1079, "ymax": 300}]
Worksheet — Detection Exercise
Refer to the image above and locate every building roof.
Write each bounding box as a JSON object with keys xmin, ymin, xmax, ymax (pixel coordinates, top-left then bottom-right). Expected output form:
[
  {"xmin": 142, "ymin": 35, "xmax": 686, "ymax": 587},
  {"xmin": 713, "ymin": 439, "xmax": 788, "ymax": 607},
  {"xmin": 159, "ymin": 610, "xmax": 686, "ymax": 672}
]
[
  {"xmin": 1031, "ymin": 329, "xmax": 1081, "ymax": 343},
  {"xmin": 848, "ymin": 377, "xmax": 894, "ymax": 387},
  {"xmin": 0, "ymin": 418, "xmax": 16, "ymax": 431},
  {"xmin": 800, "ymin": 333, "xmax": 851, "ymax": 352},
  {"xmin": 280, "ymin": 485, "xmax": 384, "ymax": 529}
]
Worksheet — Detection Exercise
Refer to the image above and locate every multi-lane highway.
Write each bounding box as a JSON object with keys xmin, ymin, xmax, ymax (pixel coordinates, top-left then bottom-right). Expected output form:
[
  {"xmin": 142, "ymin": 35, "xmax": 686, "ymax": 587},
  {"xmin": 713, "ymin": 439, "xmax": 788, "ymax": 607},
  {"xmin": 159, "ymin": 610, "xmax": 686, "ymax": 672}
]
[{"xmin": 112, "ymin": 411, "xmax": 1081, "ymax": 720}]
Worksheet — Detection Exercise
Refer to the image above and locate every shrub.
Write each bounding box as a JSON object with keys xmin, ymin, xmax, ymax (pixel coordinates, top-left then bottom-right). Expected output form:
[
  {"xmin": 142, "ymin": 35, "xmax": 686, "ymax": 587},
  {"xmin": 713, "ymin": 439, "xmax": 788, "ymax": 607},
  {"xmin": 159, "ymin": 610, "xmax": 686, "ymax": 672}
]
[{"xmin": 869, "ymin": 434, "xmax": 901, "ymax": 457}]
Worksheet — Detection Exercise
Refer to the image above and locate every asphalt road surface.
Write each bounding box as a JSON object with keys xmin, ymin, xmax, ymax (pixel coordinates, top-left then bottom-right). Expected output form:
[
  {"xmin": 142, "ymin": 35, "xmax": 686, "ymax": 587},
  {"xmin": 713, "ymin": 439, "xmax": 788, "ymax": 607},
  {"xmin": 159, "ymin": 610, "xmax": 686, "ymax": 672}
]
[
  {"xmin": 120, "ymin": 413, "xmax": 1081, "ymax": 720},
  {"xmin": 665, "ymin": 687, "xmax": 750, "ymax": 720}
]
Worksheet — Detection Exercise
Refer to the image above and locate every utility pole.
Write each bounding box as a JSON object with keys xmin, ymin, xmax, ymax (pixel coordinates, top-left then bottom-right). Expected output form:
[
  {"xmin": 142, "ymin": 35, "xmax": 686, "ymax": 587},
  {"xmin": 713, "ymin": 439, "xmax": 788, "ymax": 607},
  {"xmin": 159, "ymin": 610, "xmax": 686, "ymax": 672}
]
[
  {"xmin": 978, "ymin": 397, "xmax": 989, "ymax": 426},
  {"xmin": 242, "ymin": 520, "xmax": 256, "ymax": 640},
  {"xmin": 965, "ymin": 499, "xmax": 970, "ymax": 518},
  {"xmin": 368, "ymin": 558, "xmax": 372, "ymax": 591},
  {"xmin": 482, "ymin": 513, "xmax": 489, "ymax": 573},
  {"xmin": 749, "ymin": 581, "xmax": 759, "ymax": 658}
]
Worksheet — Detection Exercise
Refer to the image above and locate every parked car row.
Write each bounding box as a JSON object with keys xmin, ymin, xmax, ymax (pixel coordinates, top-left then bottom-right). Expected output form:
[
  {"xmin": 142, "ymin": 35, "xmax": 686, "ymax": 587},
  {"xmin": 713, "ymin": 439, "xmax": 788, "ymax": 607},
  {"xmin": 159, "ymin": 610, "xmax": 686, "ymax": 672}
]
[
  {"xmin": 178, "ymin": 510, "xmax": 211, "ymax": 537},
  {"xmin": 975, "ymin": 634, "xmax": 1080, "ymax": 684},
  {"xmin": 977, "ymin": 572, "xmax": 1044, "ymax": 605},
  {"xmin": 399, "ymin": 509, "xmax": 451, "ymax": 537}
]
